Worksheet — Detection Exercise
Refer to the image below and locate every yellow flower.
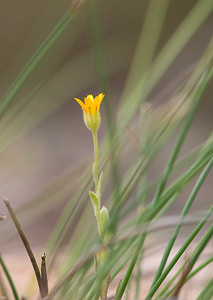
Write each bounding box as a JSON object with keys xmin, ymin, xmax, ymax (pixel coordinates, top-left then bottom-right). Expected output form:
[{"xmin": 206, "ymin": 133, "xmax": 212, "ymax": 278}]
[
  {"xmin": 74, "ymin": 93, "xmax": 104, "ymax": 132},
  {"xmin": 74, "ymin": 93, "xmax": 104, "ymax": 115}
]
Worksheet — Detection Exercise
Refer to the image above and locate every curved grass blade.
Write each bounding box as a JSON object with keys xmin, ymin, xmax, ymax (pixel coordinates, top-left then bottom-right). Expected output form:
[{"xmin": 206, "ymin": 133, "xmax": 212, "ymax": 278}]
[{"xmin": 0, "ymin": 254, "xmax": 19, "ymax": 300}]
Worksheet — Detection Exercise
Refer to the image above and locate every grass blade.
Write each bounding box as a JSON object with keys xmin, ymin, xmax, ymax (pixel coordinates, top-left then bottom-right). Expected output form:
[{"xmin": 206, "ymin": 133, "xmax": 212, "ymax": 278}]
[
  {"xmin": 152, "ymin": 61, "xmax": 213, "ymax": 206},
  {"xmin": 0, "ymin": 11, "xmax": 74, "ymax": 119},
  {"xmin": 150, "ymin": 156, "xmax": 213, "ymax": 289},
  {"xmin": 145, "ymin": 205, "xmax": 213, "ymax": 299},
  {"xmin": 0, "ymin": 254, "xmax": 19, "ymax": 300}
]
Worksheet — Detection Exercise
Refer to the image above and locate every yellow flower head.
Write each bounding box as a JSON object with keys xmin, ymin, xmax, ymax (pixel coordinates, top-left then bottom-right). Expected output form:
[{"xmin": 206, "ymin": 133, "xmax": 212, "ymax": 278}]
[{"xmin": 74, "ymin": 93, "xmax": 104, "ymax": 132}]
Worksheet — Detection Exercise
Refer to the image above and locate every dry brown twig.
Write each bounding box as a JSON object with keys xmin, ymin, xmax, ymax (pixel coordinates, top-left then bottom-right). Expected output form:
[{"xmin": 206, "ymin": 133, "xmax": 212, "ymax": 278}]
[{"xmin": 3, "ymin": 198, "xmax": 48, "ymax": 299}]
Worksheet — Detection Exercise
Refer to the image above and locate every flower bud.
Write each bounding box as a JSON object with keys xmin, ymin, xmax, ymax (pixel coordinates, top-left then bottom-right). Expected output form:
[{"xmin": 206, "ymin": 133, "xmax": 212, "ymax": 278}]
[{"xmin": 74, "ymin": 93, "xmax": 104, "ymax": 133}]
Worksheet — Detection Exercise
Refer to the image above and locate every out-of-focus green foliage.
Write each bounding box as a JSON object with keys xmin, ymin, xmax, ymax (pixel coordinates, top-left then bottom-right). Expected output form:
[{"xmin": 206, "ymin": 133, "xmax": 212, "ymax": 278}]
[{"xmin": 0, "ymin": 0, "xmax": 213, "ymax": 299}]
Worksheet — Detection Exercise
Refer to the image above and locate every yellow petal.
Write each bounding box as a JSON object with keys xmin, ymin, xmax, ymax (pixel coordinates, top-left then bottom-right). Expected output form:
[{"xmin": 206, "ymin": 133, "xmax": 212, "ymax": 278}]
[
  {"xmin": 74, "ymin": 98, "xmax": 85, "ymax": 109},
  {"xmin": 85, "ymin": 95, "xmax": 94, "ymax": 107},
  {"xmin": 95, "ymin": 93, "xmax": 104, "ymax": 111}
]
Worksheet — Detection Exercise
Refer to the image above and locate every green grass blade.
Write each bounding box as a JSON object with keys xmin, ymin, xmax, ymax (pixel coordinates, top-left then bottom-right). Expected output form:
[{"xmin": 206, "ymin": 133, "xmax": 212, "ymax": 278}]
[
  {"xmin": 186, "ymin": 256, "xmax": 213, "ymax": 282},
  {"xmin": 0, "ymin": 12, "xmax": 73, "ymax": 119},
  {"xmin": 110, "ymin": 238, "xmax": 138, "ymax": 281},
  {"xmin": 189, "ymin": 224, "xmax": 213, "ymax": 270},
  {"xmin": 197, "ymin": 277, "xmax": 213, "ymax": 300},
  {"xmin": 145, "ymin": 205, "xmax": 213, "ymax": 299},
  {"xmin": 118, "ymin": 0, "xmax": 213, "ymax": 130},
  {"xmin": 150, "ymin": 156, "xmax": 213, "ymax": 288},
  {"xmin": 46, "ymin": 180, "xmax": 89, "ymax": 260},
  {"xmin": 121, "ymin": 0, "xmax": 170, "ymax": 101},
  {"xmin": 152, "ymin": 62, "xmax": 213, "ymax": 206},
  {"xmin": 141, "ymin": 141, "xmax": 213, "ymax": 224},
  {"xmin": 115, "ymin": 235, "xmax": 146, "ymax": 300},
  {"xmin": 156, "ymin": 261, "xmax": 186, "ymax": 298},
  {"xmin": 135, "ymin": 252, "xmax": 143, "ymax": 300},
  {"xmin": 146, "ymin": 0, "xmax": 213, "ymax": 98},
  {"xmin": 163, "ymin": 232, "xmax": 213, "ymax": 298},
  {"xmin": 0, "ymin": 254, "xmax": 19, "ymax": 300}
]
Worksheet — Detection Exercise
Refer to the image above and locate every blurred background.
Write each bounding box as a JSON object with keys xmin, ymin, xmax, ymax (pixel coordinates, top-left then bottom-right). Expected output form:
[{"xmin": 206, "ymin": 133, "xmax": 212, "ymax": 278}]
[{"xmin": 0, "ymin": 0, "xmax": 212, "ymax": 297}]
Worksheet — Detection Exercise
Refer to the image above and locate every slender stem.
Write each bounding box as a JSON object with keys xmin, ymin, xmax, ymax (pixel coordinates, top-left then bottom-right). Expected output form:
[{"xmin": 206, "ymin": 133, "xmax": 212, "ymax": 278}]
[
  {"xmin": 92, "ymin": 130, "xmax": 102, "ymax": 236},
  {"xmin": 92, "ymin": 130, "xmax": 99, "ymax": 193},
  {"xmin": 92, "ymin": 130, "xmax": 110, "ymax": 300}
]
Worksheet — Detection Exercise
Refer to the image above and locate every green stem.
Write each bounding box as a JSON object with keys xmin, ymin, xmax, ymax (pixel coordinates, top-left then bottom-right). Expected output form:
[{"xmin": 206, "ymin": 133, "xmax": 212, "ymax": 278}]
[
  {"xmin": 95, "ymin": 207, "xmax": 102, "ymax": 237},
  {"xmin": 91, "ymin": 130, "xmax": 109, "ymax": 299},
  {"xmin": 92, "ymin": 130, "xmax": 99, "ymax": 193},
  {"xmin": 92, "ymin": 130, "xmax": 102, "ymax": 236}
]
